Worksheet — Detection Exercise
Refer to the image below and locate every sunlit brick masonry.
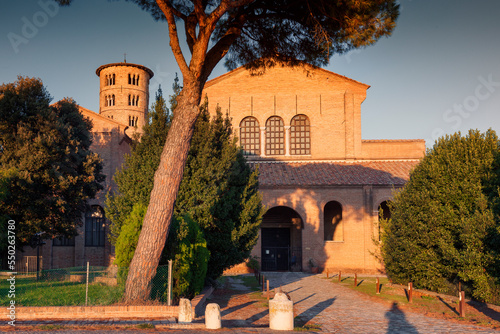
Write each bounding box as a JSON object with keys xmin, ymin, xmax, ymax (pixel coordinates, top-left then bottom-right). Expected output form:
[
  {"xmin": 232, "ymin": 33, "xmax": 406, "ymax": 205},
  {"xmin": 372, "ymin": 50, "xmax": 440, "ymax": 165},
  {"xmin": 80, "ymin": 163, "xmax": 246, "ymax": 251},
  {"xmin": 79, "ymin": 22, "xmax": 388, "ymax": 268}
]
[{"xmin": 15, "ymin": 61, "xmax": 424, "ymax": 275}]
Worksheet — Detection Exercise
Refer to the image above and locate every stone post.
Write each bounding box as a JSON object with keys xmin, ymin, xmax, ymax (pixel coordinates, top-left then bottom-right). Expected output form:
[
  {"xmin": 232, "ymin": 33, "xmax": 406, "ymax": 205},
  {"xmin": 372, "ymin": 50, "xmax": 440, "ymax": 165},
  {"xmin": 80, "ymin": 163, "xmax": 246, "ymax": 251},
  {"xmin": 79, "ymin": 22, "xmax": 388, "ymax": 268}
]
[
  {"xmin": 269, "ymin": 292, "xmax": 294, "ymax": 330},
  {"xmin": 178, "ymin": 298, "xmax": 193, "ymax": 323},
  {"xmin": 205, "ymin": 303, "xmax": 222, "ymax": 329}
]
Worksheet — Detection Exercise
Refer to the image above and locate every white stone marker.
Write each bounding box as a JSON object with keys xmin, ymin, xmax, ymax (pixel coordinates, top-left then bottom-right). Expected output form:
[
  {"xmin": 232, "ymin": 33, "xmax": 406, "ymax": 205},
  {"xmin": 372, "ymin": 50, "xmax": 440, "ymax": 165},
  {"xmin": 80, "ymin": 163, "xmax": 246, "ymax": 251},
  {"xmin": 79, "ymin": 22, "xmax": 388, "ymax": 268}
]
[
  {"xmin": 178, "ymin": 298, "xmax": 193, "ymax": 323},
  {"xmin": 269, "ymin": 292, "xmax": 294, "ymax": 330},
  {"xmin": 205, "ymin": 303, "xmax": 222, "ymax": 329}
]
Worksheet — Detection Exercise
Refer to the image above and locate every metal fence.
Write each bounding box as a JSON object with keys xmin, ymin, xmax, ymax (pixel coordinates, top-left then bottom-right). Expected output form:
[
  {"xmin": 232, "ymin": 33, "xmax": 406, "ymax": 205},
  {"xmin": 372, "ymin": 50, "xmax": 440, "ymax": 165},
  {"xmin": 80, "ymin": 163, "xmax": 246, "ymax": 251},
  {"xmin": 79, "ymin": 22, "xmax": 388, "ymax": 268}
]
[
  {"xmin": 0, "ymin": 264, "xmax": 172, "ymax": 307},
  {"xmin": 15, "ymin": 256, "xmax": 43, "ymax": 273}
]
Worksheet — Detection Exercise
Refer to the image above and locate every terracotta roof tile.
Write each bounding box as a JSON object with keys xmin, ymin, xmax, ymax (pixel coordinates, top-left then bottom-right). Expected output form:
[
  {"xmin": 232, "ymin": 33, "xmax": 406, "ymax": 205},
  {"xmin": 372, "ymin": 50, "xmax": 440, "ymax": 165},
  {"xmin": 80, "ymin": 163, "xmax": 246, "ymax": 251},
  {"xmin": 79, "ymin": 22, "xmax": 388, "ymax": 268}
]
[{"xmin": 251, "ymin": 160, "xmax": 420, "ymax": 187}]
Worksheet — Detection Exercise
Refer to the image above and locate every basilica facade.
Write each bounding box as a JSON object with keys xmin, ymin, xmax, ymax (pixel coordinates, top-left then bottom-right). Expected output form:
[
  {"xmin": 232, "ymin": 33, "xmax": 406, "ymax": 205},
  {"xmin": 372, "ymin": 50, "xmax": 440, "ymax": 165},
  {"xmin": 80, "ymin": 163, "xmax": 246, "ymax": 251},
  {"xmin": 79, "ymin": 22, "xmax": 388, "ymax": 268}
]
[
  {"xmin": 203, "ymin": 63, "xmax": 425, "ymax": 273},
  {"xmin": 16, "ymin": 61, "xmax": 424, "ymax": 274}
]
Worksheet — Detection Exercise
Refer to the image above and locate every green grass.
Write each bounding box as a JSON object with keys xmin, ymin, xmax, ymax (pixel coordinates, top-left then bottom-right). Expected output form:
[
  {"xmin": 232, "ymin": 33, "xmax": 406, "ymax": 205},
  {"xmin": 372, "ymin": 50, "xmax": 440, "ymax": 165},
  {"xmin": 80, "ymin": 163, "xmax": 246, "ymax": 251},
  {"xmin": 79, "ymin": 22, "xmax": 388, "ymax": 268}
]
[
  {"xmin": 216, "ymin": 276, "xmax": 228, "ymax": 287},
  {"xmin": 294, "ymin": 323, "xmax": 322, "ymax": 331},
  {"xmin": 0, "ymin": 276, "xmax": 123, "ymax": 306},
  {"xmin": 239, "ymin": 275, "xmax": 262, "ymax": 291},
  {"xmin": 38, "ymin": 325, "xmax": 66, "ymax": 330},
  {"xmin": 294, "ymin": 315, "xmax": 322, "ymax": 331},
  {"xmin": 136, "ymin": 323, "xmax": 155, "ymax": 329}
]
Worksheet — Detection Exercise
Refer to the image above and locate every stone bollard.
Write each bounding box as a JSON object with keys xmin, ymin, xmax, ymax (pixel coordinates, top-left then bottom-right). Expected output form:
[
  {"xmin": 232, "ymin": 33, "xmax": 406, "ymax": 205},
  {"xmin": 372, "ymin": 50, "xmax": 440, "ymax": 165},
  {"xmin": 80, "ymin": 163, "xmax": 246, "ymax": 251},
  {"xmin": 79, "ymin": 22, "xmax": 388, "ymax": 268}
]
[
  {"xmin": 269, "ymin": 292, "xmax": 294, "ymax": 331},
  {"xmin": 178, "ymin": 298, "xmax": 193, "ymax": 323},
  {"xmin": 205, "ymin": 303, "xmax": 222, "ymax": 329}
]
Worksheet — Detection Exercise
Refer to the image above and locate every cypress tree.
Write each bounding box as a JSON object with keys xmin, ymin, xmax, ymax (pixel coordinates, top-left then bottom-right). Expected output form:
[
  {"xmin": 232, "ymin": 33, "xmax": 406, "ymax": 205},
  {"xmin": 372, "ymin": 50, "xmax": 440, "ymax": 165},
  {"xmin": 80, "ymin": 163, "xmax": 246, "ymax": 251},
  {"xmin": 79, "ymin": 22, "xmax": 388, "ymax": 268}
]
[
  {"xmin": 106, "ymin": 84, "xmax": 172, "ymax": 242},
  {"xmin": 175, "ymin": 99, "xmax": 263, "ymax": 280},
  {"xmin": 107, "ymin": 77, "xmax": 263, "ymax": 287}
]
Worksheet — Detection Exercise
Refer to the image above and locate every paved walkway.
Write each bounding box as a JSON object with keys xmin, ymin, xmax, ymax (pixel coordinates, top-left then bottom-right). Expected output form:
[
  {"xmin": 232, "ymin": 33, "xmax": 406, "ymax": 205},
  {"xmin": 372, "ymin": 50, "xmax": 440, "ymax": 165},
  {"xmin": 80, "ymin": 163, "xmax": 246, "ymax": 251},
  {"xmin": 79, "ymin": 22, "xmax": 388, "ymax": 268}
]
[{"xmin": 256, "ymin": 272, "xmax": 499, "ymax": 333}]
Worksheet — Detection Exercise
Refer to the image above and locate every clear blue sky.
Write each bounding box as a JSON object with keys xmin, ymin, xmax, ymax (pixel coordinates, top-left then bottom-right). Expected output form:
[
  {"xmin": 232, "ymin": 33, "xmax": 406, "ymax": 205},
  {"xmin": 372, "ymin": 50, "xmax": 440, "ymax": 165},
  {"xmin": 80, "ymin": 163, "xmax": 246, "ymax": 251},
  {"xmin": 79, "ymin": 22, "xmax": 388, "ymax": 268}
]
[{"xmin": 2, "ymin": 0, "xmax": 500, "ymax": 148}]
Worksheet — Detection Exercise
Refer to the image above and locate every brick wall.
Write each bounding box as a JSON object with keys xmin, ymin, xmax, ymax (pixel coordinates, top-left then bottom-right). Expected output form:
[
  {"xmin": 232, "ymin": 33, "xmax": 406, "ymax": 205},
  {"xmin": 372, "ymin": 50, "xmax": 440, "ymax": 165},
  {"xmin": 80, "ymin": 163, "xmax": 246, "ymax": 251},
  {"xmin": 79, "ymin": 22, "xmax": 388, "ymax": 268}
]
[
  {"xmin": 203, "ymin": 64, "xmax": 369, "ymax": 160},
  {"xmin": 361, "ymin": 140, "xmax": 425, "ymax": 160},
  {"xmin": 257, "ymin": 185, "xmax": 395, "ymax": 274},
  {"xmin": 15, "ymin": 305, "xmax": 178, "ymax": 321}
]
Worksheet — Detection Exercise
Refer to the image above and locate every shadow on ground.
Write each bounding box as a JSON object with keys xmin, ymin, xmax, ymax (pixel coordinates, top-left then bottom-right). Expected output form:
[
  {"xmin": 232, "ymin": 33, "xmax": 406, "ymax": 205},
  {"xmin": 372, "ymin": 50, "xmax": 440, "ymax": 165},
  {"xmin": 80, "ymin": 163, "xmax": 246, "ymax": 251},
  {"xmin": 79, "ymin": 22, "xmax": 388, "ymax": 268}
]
[
  {"xmin": 385, "ymin": 302, "xmax": 419, "ymax": 334},
  {"xmin": 469, "ymin": 301, "xmax": 500, "ymax": 322},
  {"xmin": 295, "ymin": 297, "xmax": 336, "ymax": 326}
]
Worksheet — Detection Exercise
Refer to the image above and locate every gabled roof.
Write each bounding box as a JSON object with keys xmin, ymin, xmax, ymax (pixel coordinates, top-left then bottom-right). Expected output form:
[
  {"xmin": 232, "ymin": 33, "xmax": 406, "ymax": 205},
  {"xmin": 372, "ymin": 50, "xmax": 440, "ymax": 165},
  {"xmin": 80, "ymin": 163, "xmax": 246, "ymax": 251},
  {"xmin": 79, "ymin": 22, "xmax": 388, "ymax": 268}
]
[
  {"xmin": 204, "ymin": 61, "xmax": 370, "ymax": 89},
  {"xmin": 77, "ymin": 105, "xmax": 128, "ymax": 131},
  {"xmin": 251, "ymin": 160, "xmax": 420, "ymax": 188}
]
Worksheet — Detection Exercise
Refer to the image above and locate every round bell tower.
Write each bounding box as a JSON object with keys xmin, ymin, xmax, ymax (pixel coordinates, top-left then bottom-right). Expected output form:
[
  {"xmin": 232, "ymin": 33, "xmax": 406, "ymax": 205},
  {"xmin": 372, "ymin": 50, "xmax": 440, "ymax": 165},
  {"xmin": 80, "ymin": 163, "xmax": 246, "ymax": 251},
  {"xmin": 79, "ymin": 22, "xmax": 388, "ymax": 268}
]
[{"xmin": 96, "ymin": 62, "xmax": 154, "ymax": 135}]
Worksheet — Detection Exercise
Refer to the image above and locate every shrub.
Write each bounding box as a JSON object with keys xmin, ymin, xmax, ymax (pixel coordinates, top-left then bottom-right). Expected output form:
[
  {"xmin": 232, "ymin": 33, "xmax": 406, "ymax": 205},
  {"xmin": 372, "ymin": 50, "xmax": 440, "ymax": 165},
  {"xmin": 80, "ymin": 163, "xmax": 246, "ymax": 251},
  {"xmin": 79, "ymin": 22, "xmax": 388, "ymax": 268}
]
[
  {"xmin": 246, "ymin": 256, "xmax": 260, "ymax": 272},
  {"xmin": 160, "ymin": 215, "xmax": 209, "ymax": 302},
  {"xmin": 381, "ymin": 130, "xmax": 500, "ymax": 303},
  {"xmin": 114, "ymin": 203, "xmax": 147, "ymax": 283}
]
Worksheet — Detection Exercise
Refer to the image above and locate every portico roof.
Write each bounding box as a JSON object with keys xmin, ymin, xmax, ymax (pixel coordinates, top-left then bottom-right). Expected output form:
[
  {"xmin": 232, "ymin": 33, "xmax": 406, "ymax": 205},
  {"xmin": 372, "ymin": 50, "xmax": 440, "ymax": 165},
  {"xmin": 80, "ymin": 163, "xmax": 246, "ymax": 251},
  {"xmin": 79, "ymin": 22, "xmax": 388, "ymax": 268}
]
[{"xmin": 251, "ymin": 160, "xmax": 420, "ymax": 187}]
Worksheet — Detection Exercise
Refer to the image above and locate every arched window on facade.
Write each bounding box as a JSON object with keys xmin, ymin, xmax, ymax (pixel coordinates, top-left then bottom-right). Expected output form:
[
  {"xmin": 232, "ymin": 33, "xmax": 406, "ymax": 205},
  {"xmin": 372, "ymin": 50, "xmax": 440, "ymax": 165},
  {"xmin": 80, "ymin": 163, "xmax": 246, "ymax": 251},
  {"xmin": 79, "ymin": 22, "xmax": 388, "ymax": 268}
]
[
  {"xmin": 290, "ymin": 114, "xmax": 310, "ymax": 155},
  {"xmin": 85, "ymin": 205, "xmax": 105, "ymax": 247},
  {"xmin": 324, "ymin": 201, "xmax": 343, "ymax": 241},
  {"xmin": 378, "ymin": 201, "xmax": 391, "ymax": 241},
  {"xmin": 112, "ymin": 73, "xmax": 115, "ymax": 85},
  {"xmin": 111, "ymin": 94, "xmax": 115, "ymax": 106},
  {"xmin": 266, "ymin": 116, "xmax": 284, "ymax": 155},
  {"xmin": 239, "ymin": 117, "xmax": 260, "ymax": 155}
]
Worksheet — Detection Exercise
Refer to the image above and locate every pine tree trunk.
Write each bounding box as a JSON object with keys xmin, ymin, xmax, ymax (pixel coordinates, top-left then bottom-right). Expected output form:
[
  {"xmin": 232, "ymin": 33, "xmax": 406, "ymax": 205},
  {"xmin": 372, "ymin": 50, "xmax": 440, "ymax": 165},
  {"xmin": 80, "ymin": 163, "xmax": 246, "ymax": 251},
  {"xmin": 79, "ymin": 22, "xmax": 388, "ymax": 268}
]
[{"xmin": 124, "ymin": 82, "xmax": 201, "ymax": 301}]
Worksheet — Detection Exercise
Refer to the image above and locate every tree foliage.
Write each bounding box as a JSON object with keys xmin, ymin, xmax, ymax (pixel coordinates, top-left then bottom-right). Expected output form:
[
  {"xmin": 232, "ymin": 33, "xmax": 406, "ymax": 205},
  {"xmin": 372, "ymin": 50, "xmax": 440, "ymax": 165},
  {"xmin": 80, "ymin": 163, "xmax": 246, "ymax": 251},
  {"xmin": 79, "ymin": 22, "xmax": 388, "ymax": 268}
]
[
  {"xmin": 0, "ymin": 168, "xmax": 17, "ymax": 267},
  {"xmin": 106, "ymin": 85, "xmax": 174, "ymax": 243},
  {"xmin": 114, "ymin": 202, "xmax": 209, "ymax": 301},
  {"xmin": 381, "ymin": 130, "xmax": 500, "ymax": 303},
  {"xmin": 160, "ymin": 214, "xmax": 209, "ymax": 301},
  {"xmin": 114, "ymin": 203, "xmax": 148, "ymax": 269},
  {"xmin": 118, "ymin": 0, "xmax": 399, "ymax": 80},
  {"xmin": 0, "ymin": 77, "xmax": 104, "ymax": 246}
]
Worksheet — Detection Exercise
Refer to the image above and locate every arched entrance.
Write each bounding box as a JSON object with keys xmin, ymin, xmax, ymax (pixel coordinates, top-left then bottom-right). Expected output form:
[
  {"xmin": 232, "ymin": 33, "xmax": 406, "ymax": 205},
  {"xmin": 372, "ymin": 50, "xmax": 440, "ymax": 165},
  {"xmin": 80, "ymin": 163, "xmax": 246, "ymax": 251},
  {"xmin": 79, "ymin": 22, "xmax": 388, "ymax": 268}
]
[{"xmin": 261, "ymin": 206, "xmax": 303, "ymax": 271}]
